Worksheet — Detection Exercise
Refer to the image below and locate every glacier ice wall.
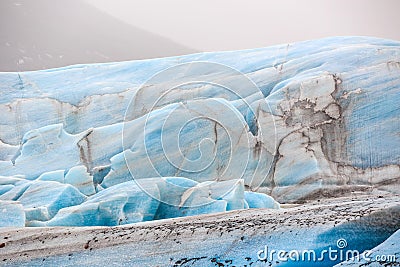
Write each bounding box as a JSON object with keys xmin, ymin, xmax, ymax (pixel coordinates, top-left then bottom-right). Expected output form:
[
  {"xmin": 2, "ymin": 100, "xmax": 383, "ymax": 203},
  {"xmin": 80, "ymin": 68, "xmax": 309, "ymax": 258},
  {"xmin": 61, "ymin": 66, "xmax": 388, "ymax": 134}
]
[{"xmin": 0, "ymin": 36, "xmax": 399, "ymax": 226}]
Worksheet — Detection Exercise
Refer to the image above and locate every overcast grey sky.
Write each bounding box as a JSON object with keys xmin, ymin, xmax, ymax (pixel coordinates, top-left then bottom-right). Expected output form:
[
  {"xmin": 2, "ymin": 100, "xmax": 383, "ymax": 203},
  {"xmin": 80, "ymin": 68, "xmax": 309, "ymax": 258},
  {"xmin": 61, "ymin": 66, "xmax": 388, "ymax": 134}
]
[
  {"xmin": 0, "ymin": 0, "xmax": 196, "ymax": 71},
  {"xmin": 1, "ymin": 0, "xmax": 399, "ymax": 71},
  {"xmin": 85, "ymin": 0, "xmax": 400, "ymax": 51}
]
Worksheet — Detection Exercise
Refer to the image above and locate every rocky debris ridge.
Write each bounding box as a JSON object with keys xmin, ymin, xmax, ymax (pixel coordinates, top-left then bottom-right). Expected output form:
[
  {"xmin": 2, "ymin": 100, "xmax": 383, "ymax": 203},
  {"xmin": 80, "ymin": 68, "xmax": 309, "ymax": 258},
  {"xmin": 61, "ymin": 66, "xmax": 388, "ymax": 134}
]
[{"xmin": 0, "ymin": 195, "xmax": 398, "ymax": 266}]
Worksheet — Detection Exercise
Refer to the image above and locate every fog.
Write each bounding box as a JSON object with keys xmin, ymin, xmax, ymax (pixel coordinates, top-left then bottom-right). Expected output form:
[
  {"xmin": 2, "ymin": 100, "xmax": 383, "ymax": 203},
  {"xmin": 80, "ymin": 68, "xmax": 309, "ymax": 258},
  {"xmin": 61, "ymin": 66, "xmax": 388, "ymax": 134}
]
[
  {"xmin": 86, "ymin": 0, "xmax": 400, "ymax": 51},
  {"xmin": 1, "ymin": 0, "xmax": 399, "ymax": 71}
]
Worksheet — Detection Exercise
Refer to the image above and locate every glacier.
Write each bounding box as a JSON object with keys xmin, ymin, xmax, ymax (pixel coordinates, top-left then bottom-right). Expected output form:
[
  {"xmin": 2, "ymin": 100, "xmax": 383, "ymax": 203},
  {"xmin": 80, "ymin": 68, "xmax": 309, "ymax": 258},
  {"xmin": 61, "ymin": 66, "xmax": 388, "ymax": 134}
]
[
  {"xmin": 2, "ymin": 194, "xmax": 399, "ymax": 266},
  {"xmin": 0, "ymin": 36, "xmax": 399, "ymax": 267},
  {"xmin": 0, "ymin": 36, "xmax": 399, "ymax": 231}
]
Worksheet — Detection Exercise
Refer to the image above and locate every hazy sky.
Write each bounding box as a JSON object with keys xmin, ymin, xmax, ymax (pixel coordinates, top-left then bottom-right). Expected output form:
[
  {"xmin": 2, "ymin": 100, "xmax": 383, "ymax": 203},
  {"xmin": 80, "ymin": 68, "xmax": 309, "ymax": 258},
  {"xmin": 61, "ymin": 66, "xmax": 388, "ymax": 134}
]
[
  {"xmin": 0, "ymin": 0, "xmax": 196, "ymax": 71},
  {"xmin": 2, "ymin": 0, "xmax": 400, "ymax": 71},
  {"xmin": 86, "ymin": 0, "xmax": 400, "ymax": 51}
]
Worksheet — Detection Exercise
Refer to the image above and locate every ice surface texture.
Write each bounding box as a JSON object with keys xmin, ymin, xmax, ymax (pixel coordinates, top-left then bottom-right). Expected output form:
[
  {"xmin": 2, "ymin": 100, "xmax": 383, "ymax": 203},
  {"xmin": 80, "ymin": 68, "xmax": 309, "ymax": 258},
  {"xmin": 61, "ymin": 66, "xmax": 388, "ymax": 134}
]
[
  {"xmin": 2, "ymin": 195, "xmax": 399, "ymax": 266},
  {"xmin": 0, "ymin": 36, "xmax": 399, "ymax": 227}
]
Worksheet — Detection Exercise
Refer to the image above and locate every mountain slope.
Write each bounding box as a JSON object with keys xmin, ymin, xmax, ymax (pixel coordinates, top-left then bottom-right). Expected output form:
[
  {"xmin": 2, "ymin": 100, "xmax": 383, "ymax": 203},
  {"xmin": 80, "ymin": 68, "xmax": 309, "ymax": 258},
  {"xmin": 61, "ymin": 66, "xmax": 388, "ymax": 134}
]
[{"xmin": 0, "ymin": 0, "xmax": 197, "ymax": 71}]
